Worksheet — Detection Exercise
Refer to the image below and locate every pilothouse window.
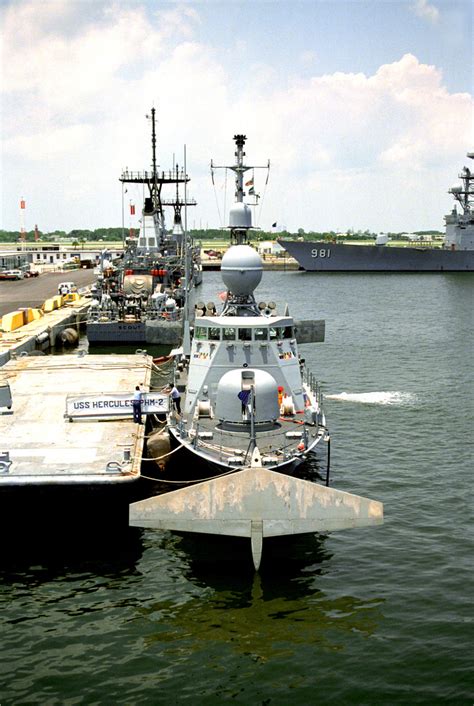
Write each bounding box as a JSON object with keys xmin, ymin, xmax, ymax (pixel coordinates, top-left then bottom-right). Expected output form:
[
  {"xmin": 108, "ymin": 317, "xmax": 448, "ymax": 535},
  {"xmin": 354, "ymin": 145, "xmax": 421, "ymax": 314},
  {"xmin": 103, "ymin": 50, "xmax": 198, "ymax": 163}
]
[
  {"xmin": 223, "ymin": 327, "xmax": 236, "ymax": 340},
  {"xmin": 269, "ymin": 326, "xmax": 293, "ymax": 339},
  {"xmin": 254, "ymin": 328, "xmax": 268, "ymax": 340},
  {"xmin": 195, "ymin": 326, "xmax": 207, "ymax": 340},
  {"xmin": 238, "ymin": 328, "xmax": 252, "ymax": 341},
  {"xmin": 208, "ymin": 327, "xmax": 221, "ymax": 341}
]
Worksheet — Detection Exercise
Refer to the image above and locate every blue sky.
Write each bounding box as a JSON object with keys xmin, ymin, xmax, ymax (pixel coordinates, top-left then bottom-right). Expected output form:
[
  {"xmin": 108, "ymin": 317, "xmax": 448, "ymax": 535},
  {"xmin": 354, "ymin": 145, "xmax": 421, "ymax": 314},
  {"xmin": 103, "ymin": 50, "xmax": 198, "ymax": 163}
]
[
  {"xmin": 193, "ymin": 1, "xmax": 471, "ymax": 92},
  {"xmin": 1, "ymin": 0, "xmax": 472, "ymax": 234}
]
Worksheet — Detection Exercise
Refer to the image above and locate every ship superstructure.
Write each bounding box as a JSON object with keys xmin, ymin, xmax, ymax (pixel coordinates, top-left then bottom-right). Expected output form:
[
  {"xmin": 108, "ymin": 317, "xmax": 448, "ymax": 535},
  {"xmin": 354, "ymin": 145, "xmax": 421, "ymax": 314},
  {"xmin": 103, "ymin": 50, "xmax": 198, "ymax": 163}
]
[
  {"xmin": 444, "ymin": 152, "xmax": 474, "ymax": 252},
  {"xmin": 167, "ymin": 135, "xmax": 326, "ymax": 473},
  {"xmin": 87, "ymin": 109, "xmax": 201, "ymax": 345}
]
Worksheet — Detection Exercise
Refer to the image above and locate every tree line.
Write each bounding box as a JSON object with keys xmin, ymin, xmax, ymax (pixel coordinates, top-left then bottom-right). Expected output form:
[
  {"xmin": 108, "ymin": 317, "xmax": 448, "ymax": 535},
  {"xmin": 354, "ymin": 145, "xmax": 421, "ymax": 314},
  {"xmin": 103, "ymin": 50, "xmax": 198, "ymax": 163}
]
[{"xmin": 0, "ymin": 227, "xmax": 443, "ymax": 244}]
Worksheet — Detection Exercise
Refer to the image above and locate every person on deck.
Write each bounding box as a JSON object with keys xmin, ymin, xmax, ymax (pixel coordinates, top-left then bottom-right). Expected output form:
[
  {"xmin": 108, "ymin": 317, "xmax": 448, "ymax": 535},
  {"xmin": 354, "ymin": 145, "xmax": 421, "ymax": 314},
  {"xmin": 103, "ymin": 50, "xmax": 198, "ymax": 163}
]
[
  {"xmin": 132, "ymin": 385, "xmax": 143, "ymax": 424},
  {"xmin": 170, "ymin": 385, "xmax": 181, "ymax": 415}
]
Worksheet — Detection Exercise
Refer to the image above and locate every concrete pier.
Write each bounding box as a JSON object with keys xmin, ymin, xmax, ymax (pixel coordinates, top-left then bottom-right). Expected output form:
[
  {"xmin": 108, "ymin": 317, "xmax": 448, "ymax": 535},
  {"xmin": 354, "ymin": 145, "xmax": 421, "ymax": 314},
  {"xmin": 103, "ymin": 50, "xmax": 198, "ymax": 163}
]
[
  {"xmin": 0, "ymin": 354, "xmax": 151, "ymax": 488},
  {"xmin": 0, "ymin": 297, "xmax": 90, "ymax": 365}
]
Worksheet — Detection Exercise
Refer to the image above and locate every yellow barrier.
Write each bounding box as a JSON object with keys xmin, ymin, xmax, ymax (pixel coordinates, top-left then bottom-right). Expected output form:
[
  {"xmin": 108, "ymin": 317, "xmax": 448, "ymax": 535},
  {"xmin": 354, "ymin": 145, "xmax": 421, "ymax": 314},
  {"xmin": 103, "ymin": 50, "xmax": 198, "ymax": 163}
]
[
  {"xmin": 43, "ymin": 295, "xmax": 63, "ymax": 312},
  {"xmin": 21, "ymin": 308, "xmax": 35, "ymax": 324},
  {"xmin": 2, "ymin": 311, "xmax": 25, "ymax": 332}
]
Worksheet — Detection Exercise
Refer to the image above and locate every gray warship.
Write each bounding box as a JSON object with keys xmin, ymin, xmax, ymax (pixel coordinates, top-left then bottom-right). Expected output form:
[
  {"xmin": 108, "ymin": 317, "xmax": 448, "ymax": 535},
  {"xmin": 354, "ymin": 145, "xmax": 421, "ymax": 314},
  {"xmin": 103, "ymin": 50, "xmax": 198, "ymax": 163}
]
[
  {"xmin": 87, "ymin": 109, "xmax": 201, "ymax": 346},
  {"xmin": 130, "ymin": 135, "xmax": 383, "ymax": 569},
  {"xmin": 279, "ymin": 152, "xmax": 474, "ymax": 272}
]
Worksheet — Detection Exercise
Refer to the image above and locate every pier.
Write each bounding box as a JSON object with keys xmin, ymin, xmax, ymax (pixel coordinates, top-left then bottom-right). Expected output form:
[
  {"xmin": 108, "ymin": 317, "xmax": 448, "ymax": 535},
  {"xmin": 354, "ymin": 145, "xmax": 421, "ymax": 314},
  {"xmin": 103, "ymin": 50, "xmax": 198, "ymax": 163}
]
[
  {"xmin": 0, "ymin": 353, "xmax": 154, "ymax": 531},
  {"xmin": 0, "ymin": 295, "xmax": 90, "ymax": 365},
  {"xmin": 0, "ymin": 353, "xmax": 150, "ymax": 484}
]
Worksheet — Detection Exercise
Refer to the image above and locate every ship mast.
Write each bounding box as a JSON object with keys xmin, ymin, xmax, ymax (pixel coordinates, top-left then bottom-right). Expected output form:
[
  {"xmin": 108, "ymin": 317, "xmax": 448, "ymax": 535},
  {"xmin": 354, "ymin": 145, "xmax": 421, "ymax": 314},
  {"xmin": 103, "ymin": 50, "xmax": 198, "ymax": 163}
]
[
  {"xmin": 211, "ymin": 134, "xmax": 269, "ymax": 245},
  {"xmin": 119, "ymin": 108, "xmax": 190, "ymax": 227},
  {"xmin": 449, "ymin": 152, "xmax": 474, "ymax": 215}
]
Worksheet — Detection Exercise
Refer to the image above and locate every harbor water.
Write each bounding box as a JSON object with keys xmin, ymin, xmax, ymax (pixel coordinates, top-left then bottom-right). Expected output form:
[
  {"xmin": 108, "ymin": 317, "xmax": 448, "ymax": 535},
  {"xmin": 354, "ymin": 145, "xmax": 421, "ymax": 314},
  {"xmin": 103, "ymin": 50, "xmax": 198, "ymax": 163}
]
[{"xmin": 1, "ymin": 271, "xmax": 473, "ymax": 704}]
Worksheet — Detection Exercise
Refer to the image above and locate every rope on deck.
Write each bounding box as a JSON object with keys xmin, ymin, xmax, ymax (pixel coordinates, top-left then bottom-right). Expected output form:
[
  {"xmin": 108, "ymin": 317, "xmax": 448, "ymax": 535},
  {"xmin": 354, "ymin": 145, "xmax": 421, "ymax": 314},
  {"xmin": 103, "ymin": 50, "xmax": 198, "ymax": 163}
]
[{"xmin": 140, "ymin": 464, "xmax": 243, "ymax": 485}]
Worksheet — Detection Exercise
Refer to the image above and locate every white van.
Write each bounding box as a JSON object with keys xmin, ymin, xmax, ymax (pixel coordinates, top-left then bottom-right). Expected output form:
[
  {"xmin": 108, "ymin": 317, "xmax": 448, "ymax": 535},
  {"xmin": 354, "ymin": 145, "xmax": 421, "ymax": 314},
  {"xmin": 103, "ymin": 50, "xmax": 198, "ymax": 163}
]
[{"xmin": 57, "ymin": 281, "xmax": 77, "ymax": 295}]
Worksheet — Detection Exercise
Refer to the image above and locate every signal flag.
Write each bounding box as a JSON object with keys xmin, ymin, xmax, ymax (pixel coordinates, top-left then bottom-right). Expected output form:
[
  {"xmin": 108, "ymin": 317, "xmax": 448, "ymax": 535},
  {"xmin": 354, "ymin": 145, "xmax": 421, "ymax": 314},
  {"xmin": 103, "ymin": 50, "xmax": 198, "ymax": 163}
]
[
  {"xmin": 20, "ymin": 199, "xmax": 26, "ymax": 209},
  {"xmin": 130, "ymin": 203, "xmax": 135, "ymax": 216}
]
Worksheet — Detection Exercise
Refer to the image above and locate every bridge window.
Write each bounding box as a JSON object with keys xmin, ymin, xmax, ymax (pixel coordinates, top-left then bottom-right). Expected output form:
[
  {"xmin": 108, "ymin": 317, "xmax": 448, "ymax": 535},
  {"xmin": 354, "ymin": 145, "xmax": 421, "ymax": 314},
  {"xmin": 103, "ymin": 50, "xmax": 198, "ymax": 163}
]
[
  {"xmin": 254, "ymin": 328, "xmax": 268, "ymax": 340},
  {"xmin": 208, "ymin": 327, "xmax": 221, "ymax": 341},
  {"xmin": 269, "ymin": 327, "xmax": 283, "ymax": 339},
  {"xmin": 223, "ymin": 327, "xmax": 236, "ymax": 340},
  {"xmin": 238, "ymin": 328, "xmax": 252, "ymax": 341},
  {"xmin": 195, "ymin": 326, "xmax": 207, "ymax": 340}
]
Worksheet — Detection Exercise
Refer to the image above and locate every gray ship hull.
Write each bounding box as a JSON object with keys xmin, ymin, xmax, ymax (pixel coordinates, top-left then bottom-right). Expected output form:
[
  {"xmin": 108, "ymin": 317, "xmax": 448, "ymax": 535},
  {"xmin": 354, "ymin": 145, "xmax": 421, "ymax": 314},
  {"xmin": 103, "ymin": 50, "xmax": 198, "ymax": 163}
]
[
  {"xmin": 87, "ymin": 319, "xmax": 183, "ymax": 345},
  {"xmin": 279, "ymin": 240, "xmax": 474, "ymax": 272}
]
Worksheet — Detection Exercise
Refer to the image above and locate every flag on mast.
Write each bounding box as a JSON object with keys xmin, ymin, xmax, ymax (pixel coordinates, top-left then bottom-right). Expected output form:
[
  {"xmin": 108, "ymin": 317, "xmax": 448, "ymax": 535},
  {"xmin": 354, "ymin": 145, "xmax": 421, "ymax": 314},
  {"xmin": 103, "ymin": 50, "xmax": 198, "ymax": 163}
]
[
  {"xmin": 130, "ymin": 203, "xmax": 135, "ymax": 216},
  {"xmin": 20, "ymin": 199, "xmax": 26, "ymax": 209},
  {"xmin": 245, "ymin": 178, "xmax": 254, "ymax": 187}
]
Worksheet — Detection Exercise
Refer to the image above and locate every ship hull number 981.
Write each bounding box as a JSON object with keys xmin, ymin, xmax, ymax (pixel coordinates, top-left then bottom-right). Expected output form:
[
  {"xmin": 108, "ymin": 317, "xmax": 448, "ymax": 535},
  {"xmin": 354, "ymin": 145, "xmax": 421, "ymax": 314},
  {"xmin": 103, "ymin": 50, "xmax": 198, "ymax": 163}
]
[{"xmin": 311, "ymin": 248, "xmax": 331, "ymax": 258}]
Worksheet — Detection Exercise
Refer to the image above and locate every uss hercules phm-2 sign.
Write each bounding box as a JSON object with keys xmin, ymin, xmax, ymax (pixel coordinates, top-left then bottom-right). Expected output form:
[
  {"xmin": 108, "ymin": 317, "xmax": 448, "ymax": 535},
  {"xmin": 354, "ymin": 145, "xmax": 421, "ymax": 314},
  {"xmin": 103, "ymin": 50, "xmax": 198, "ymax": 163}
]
[{"xmin": 65, "ymin": 392, "xmax": 169, "ymax": 420}]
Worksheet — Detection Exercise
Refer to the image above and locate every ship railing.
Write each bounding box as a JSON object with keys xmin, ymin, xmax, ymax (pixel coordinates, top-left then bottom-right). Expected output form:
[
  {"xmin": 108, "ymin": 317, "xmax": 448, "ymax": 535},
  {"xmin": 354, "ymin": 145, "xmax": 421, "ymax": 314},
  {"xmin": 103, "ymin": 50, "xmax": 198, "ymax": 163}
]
[
  {"xmin": 120, "ymin": 169, "xmax": 189, "ymax": 183},
  {"xmin": 301, "ymin": 366, "xmax": 323, "ymax": 409},
  {"xmin": 188, "ymin": 422, "xmax": 317, "ymax": 462}
]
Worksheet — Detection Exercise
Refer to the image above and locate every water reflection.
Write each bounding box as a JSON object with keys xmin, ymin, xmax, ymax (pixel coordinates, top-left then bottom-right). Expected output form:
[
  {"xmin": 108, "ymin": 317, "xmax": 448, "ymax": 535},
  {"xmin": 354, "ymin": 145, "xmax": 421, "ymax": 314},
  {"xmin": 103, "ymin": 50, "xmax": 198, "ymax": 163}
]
[
  {"xmin": 137, "ymin": 530, "xmax": 384, "ymax": 659},
  {"xmin": 0, "ymin": 526, "xmax": 146, "ymax": 582}
]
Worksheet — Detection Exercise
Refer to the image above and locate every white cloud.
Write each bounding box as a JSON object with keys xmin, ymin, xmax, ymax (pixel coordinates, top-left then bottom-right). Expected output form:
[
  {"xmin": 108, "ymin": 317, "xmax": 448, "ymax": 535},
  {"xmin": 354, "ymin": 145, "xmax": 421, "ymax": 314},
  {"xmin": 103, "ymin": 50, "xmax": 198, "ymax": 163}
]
[
  {"xmin": 0, "ymin": 2, "xmax": 471, "ymax": 234},
  {"xmin": 411, "ymin": 0, "xmax": 440, "ymax": 23}
]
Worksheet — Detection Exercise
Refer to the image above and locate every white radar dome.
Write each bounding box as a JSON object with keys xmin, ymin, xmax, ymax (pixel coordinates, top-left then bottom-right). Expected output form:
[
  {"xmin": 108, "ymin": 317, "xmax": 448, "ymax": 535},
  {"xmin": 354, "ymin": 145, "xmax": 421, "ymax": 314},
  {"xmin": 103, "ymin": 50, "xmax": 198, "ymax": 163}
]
[
  {"xmin": 229, "ymin": 203, "xmax": 252, "ymax": 228},
  {"xmin": 216, "ymin": 368, "xmax": 279, "ymax": 424},
  {"xmin": 221, "ymin": 245, "xmax": 263, "ymax": 295}
]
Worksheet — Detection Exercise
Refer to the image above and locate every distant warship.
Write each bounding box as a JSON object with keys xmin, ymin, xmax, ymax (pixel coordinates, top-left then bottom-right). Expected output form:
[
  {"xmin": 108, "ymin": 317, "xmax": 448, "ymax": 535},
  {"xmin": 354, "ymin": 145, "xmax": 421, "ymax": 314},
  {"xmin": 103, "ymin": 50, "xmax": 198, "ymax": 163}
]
[
  {"xmin": 87, "ymin": 109, "xmax": 201, "ymax": 345},
  {"xmin": 279, "ymin": 153, "xmax": 474, "ymax": 272}
]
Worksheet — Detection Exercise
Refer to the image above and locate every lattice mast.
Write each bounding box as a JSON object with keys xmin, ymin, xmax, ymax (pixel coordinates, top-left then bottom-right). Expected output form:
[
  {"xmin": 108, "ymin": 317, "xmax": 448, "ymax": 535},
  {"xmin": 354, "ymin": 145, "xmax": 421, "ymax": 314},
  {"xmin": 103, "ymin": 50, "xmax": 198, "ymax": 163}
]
[
  {"xmin": 449, "ymin": 152, "xmax": 474, "ymax": 215},
  {"xmin": 119, "ymin": 108, "xmax": 191, "ymax": 224}
]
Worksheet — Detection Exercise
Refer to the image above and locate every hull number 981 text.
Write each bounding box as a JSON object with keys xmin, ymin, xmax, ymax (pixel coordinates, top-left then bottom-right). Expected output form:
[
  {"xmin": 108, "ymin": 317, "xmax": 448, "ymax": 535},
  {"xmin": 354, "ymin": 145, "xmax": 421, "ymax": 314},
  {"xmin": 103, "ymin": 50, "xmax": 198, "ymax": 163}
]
[{"xmin": 311, "ymin": 249, "xmax": 331, "ymax": 258}]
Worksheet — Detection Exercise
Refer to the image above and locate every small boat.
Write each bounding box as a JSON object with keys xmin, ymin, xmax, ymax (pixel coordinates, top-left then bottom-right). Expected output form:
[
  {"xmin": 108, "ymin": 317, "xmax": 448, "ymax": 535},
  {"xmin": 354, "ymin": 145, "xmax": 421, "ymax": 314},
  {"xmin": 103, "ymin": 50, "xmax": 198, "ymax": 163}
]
[{"xmin": 130, "ymin": 135, "xmax": 383, "ymax": 569}]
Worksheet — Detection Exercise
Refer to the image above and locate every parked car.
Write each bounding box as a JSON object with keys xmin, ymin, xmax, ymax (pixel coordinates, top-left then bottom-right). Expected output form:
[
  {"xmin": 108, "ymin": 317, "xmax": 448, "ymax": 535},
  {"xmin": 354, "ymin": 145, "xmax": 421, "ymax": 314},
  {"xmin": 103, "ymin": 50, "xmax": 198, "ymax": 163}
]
[
  {"xmin": 57, "ymin": 281, "xmax": 78, "ymax": 295},
  {"xmin": 0, "ymin": 269, "xmax": 24, "ymax": 280},
  {"xmin": 24, "ymin": 270, "xmax": 39, "ymax": 278}
]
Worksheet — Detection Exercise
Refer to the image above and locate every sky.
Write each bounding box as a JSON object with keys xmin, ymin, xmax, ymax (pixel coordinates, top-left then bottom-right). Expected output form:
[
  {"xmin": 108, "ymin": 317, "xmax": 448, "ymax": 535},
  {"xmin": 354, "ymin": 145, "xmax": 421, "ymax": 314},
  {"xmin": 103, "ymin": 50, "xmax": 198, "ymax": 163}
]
[{"xmin": 0, "ymin": 0, "xmax": 472, "ymax": 234}]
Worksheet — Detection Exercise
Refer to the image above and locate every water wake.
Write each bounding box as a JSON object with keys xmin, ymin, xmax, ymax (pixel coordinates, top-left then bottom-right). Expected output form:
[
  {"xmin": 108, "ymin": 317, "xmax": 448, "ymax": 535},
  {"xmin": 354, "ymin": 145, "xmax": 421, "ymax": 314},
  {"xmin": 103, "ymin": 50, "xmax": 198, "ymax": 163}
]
[{"xmin": 324, "ymin": 391, "xmax": 416, "ymax": 406}]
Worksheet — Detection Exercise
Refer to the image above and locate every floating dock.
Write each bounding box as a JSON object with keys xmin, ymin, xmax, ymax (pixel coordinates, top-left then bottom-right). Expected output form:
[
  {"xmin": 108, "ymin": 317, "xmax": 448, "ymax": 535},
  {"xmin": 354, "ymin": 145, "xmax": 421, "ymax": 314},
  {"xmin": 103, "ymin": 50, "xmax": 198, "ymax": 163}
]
[{"xmin": 0, "ymin": 353, "xmax": 156, "ymax": 531}]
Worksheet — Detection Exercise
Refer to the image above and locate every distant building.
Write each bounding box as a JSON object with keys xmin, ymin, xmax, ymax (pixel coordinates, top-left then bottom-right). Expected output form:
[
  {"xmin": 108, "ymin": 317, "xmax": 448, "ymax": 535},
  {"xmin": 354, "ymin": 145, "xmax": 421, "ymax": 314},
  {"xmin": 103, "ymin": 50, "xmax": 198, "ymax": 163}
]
[
  {"xmin": 257, "ymin": 241, "xmax": 286, "ymax": 256},
  {"xmin": 2, "ymin": 244, "xmax": 123, "ymax": 269}
]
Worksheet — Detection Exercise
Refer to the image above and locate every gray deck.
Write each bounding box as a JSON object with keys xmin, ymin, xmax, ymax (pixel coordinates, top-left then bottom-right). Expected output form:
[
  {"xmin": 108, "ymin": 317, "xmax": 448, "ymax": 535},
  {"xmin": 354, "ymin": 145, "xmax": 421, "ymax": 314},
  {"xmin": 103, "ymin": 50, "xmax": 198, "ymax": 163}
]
[
  {"xmin": 170, "ymin": 388, "xmax": 325, "ymax": 468},
  {"xmin": 0, "ymin": 354, "xmax": 151, "ymax": 486}
]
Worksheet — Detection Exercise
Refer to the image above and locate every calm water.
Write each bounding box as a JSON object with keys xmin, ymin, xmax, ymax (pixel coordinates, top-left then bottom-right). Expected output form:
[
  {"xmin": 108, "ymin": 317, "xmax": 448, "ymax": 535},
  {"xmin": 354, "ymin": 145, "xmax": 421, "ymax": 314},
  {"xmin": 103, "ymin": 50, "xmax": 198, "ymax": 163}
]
[{"xmin": 1, "ymin": 272, "xmax": 473, "ymax": 704}]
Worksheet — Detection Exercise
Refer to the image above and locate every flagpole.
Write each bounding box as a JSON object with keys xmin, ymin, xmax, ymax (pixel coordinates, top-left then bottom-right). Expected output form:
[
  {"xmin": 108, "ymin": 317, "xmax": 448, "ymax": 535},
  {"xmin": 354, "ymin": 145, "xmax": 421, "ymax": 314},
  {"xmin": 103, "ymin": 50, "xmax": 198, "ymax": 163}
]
[
  {"xmin": 121, "ymin": 181, "xmax": 125, "ymax": 249},
  {"xmin": 182, "ymin": 143, "xmax": 191, "ymax": 357},
  {"xmin": 184, "ymin": 143, "xmax": 189, "ymax": 320}
]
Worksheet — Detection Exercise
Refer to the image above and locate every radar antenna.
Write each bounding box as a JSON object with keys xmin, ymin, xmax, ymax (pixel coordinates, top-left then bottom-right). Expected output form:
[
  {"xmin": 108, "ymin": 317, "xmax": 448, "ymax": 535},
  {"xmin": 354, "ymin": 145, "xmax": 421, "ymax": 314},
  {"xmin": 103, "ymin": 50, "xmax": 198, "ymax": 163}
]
[{"xmin": 211, "ymin": 135, "xmax": 270, "ymax": 245}]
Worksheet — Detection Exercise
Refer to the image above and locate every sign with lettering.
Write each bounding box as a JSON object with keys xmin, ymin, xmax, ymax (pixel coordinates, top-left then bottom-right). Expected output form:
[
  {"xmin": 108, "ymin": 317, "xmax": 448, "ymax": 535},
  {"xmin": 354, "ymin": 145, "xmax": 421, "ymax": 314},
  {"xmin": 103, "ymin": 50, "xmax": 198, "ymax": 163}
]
[{"xmin": 66, "ymin": 392, "xmax": 169, "ymax": 419}]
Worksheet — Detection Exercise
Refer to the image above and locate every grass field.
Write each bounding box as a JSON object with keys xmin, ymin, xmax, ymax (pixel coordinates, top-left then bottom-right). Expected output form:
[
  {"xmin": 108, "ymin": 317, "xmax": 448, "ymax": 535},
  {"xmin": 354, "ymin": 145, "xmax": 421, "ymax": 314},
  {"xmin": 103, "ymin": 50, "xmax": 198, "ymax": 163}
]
[{"xmin": 1, "ymin": 238, "xmax": 442, "ymax": 252}]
